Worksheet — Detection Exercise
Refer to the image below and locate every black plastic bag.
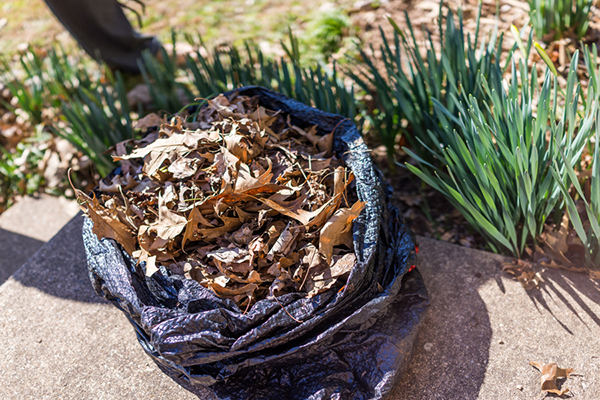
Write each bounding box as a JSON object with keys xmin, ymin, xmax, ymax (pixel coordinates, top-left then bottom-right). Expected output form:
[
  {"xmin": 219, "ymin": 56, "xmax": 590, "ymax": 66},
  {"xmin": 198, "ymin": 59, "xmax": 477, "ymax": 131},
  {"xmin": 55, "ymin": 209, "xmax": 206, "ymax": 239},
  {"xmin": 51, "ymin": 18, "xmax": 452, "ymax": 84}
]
[{"xmin": 83, "ymin": 86, "xmax": 429, "ymax": 400}]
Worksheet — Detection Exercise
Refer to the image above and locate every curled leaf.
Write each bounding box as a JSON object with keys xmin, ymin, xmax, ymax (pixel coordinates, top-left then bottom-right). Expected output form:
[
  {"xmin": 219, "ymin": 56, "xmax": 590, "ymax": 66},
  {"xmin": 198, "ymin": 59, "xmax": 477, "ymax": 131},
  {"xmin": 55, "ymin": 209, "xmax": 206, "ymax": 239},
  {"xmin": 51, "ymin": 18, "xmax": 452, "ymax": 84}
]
[
  {"xmin": 319, "ymin": 201, "xmax": 365, "ymax": 263},
  {"xmin": 530, "ymin": 361, "xmax": 574, "ymax": 396}
]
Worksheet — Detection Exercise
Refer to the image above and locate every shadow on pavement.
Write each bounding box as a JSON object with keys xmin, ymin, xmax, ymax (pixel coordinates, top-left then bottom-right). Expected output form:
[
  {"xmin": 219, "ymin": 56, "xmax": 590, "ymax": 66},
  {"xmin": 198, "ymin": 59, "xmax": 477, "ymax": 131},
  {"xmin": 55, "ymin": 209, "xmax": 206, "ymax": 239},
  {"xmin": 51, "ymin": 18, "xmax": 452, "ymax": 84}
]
[
  {"xmin": 10, "ymin": 214, "xmax": 106, "ymax": 304},
  {"xmin": 0, "ymin": 228, "xmax": 45, "ymax": 286},
  {"xmin": 388, "ymin": 237, "xmax": 495, "ymax": 400},
  {"xmin": 526, "ymin": 268, "xmax": 600, "ymax": 334}
]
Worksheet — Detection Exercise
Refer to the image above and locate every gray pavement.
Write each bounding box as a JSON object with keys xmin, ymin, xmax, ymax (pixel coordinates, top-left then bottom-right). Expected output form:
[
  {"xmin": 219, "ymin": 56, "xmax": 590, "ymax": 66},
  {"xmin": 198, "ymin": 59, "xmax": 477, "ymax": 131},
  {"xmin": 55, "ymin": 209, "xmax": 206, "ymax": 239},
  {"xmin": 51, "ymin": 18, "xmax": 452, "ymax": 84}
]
[
  {"xmin": 0, "ymin": 216, "xmax": 198, "ymax": 400},
  {"xmin": 0, "ymin": 195, "xmax": 79, "ymax": 284},
  {"xmin": 390, "ymin": 238, "xmax": 600, "ymax": 400},
  {"xmin": 0, "ymin": 215, "xmax": 598, "ymax": 399}
]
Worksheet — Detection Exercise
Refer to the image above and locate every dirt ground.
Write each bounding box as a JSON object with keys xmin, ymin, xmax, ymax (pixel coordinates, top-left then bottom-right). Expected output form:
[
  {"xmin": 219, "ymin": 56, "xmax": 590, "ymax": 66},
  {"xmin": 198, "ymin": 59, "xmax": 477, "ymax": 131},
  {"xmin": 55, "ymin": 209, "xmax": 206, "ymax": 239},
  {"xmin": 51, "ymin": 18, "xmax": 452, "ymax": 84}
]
[
  {"xmin": 0, "ymin": 0, "xmax": 354, "ymax": 54},
  {"xmin": 0, "ymin": 0, "xmax": 529, "ymax": 57}
]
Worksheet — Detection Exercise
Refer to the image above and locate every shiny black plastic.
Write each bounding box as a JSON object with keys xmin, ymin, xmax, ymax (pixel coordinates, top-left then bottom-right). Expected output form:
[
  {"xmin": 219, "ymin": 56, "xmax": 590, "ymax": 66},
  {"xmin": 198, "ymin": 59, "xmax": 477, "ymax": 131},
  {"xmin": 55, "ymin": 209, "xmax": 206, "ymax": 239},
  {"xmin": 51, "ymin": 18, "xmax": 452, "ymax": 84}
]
[{"xmin": 82, "ymin": 86, "xmax": 429, "ymax": 400}]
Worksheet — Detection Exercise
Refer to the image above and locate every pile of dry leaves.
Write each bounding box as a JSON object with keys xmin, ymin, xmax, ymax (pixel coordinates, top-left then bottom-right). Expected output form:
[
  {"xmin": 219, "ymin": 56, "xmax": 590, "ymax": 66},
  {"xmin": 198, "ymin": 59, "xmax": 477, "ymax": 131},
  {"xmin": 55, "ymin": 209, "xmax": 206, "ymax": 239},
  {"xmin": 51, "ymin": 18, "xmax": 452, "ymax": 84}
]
[{"xmin": 76, "ymin": 93, "xmax": 364, "ymax": 309}]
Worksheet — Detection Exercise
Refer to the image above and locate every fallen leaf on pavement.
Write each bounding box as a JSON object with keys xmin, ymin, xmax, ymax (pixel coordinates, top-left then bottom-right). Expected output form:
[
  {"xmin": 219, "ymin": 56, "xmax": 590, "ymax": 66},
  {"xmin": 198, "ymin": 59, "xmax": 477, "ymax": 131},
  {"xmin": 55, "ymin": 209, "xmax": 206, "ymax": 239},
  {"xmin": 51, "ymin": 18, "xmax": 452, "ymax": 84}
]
[
  {"xmin": 502, "ymin": 260, "xmax": 543, "ymax": 290},
  {"xmin": 589, "ymin": 270, "xmax": 600, "ymax": 280},
  {"xmin": 530, "ymin": 361, "xmax": 574, "ymax": 396}
]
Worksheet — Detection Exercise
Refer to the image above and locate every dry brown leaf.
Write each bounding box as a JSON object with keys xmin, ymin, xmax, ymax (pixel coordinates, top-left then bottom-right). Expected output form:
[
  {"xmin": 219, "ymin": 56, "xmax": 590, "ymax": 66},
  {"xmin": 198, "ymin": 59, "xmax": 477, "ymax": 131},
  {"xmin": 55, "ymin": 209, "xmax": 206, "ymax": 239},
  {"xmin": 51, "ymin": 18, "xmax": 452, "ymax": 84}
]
[
  {"xmin": 230, "ymin": 225, "xmax": 254, "ymax": 245},
  {"xmin": 530, "ymin": 361, "xmax": 574, "ymax": 396},
  {"xmin": 208, "ymin": 247, "xmax": 253, "ymax": 276},
  {"xmin": 301, "ymin": 243, "xmax": 327, "ymax": 271},
  {"xmin": 545, "ymin": 213, "xmax": 570, "ymax": 254},
  {"xmin": 206, "ymin": 94, "xmax": 247, "ymax": 119},
  {"xmin": 589, "ymin": 270, "xmax": 600, "ymax": 280},
  {"xmin": 98, "ymin": 174, "xmax": 138, "ymax": 193},
  {"xmin": 316, "ymin": 131, "xmax": 334, "ymax": 156},
  {"xmin": 209, "ymin": 282, "xmax": 258, "ymax": 298},
  {"xmin": 76, "ymin": 191, "xmax": 137, "ymax": 254},
  {"xmin": 311, "ymin": 253, "xmax": 356, "ymax": 282},
  {"xmin": 502, "ymin": 260, "xmax": 543, "ymax": 290},
  {"xmin": 234, "ymin": 160, "xmax": 273, "ymax": 193},
  {"xmin": 81, "ymin": 93, "xmax": 362, "ymax": 307},
  {"xmin": 168, "ymin": 157, "xmax": 201, "ymax": 180},
  {"xmin": 291, "ymin": 123, "xmax": 320, "ymax": 146},
  {"xmin": 224, "ymin": 133, "xmax": 252, "ymax": 163},
  {"xmin": 145, "ymin": 255, "xmax": 158, "ymax": 277},
  {"xmin": 540, "ymin": 213, "xmax": 576, "ymax": 269},
  {"xmin": 306, "ymin": 276, "xmax": 337, "ymax": 297},
  {"xmin": 257, "ymin": 196, "xmax": 337, "ymax": 228},
  {"xmin": 319, "ymin": 201, "xmax": 365, "ymax": 263},
  {"xmin": 196, "ymin": 216, "xmax": 242, "ymax": 241},
  {"xmin": 134, "ymin": 113, "xmax": 162, "ymax": 130},
  {"xmin": 248, "ymin": 106, "xmax": 278, "ymax": 128},
  {"xmin": 235, "ymin": 206, "xmax": 255, "ymax": 223},
  {"xmin": 182, "ymin": 206, "xmax": 214, "ymax": 250},
  {"xmin": 149, "ymin": 205, "xmax": 188, "ymax": 247},
  {"xmin": 207, "ymin": 247, "xmax": 251, "ymax": 264},
  {"xmin": 114, "ymin": 129, "xmax": 218, "ymax": 178},
  {"xmin": 267, "ymin": 222, "xmax": 299, "ymax": 260},
  {"xmin": 540, "ymin": 258, "xmax": 588, "ymax": 273}
]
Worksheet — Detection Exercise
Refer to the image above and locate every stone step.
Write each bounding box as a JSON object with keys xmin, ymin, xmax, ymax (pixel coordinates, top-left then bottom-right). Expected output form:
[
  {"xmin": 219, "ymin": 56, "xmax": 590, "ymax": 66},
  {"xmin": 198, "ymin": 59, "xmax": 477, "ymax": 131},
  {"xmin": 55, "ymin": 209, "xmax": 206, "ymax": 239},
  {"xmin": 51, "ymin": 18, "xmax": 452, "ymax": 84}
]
[
  {"xmin": 0, "ymin": 195, "xmax": 79, "ymax": 285},
  {"xmin": 0, "ymin": 217, "xmax": 598, "ymax": 399}
]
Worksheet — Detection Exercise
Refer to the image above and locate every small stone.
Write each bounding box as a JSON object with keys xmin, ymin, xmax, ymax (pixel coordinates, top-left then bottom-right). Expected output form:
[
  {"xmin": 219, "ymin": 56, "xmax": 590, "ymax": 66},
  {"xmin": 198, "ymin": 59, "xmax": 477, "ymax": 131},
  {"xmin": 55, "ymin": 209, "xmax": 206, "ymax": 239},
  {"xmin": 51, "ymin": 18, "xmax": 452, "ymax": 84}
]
[
  {"xmin": 424, "ymin": 342, "xmax": 433, "ymax": 351},
  {"xmin": 353, "ymin": 0, "xmax": 374, "ymax": 12},
  {"xmin": 498, "ymin": 339, "xmax": 504, "ymax": 344},
  {"xmin": 78, "ymin": 155, "xmax": 91, "ymax": 169},
  {"xmin": 1, "ymin": 111, "xmax": 15, "ymax": 123},
  {"xmin": 516, "ymin": 385, "xmax": 523, "ymax": 391},
  {"xmin": 15, "ymin": 114, "xmax": 29, "ymax": 125},
  {"xmin": 500, "ymin": 4, "xmax": 511, "ymax": 13},
  {"xmin": 16, "ymin": 42, "xmax": 29, "ymax": 52}
]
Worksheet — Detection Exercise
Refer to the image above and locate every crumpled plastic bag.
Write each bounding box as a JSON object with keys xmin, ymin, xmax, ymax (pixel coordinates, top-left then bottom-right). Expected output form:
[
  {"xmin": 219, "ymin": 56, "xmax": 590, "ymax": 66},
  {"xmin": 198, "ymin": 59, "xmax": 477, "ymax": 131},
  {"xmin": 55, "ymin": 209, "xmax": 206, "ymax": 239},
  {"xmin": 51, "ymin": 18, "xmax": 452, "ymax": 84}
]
[{"xmin": 83, "ymin": 86, "xmax": 429, "ymax": 400}]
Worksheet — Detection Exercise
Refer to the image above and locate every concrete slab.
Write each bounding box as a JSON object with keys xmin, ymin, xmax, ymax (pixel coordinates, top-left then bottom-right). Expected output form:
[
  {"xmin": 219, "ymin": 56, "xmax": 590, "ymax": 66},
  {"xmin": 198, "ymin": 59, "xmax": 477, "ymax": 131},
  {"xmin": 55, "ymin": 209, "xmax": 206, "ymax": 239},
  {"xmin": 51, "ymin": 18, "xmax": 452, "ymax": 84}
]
[
  {"xmin": 0, "ymin": 195, "xmax": 79, "ymax": 285},
  {"xmin": 0, "ymin": 194, "xmax": 80, "ymax": 241},
  {"xmin": 0, "ymin": 215, "xmax": 198, "ymax": 400},
  {"xmin": 0, "ymin": 217, "xmax": 598, "ymax": 399},
  {"xmin": 390, "ymin": 237, "xmax": 600, "ymax": 400}
]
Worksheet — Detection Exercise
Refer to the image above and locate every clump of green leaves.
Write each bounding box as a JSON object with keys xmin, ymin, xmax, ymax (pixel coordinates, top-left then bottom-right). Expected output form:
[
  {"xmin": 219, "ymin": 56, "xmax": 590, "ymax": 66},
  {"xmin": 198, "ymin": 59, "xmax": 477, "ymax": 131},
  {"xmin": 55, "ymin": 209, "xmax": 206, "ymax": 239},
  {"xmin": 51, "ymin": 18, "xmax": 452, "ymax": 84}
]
[
  {"xmin": 347, "ymin": 3, "xmax": 507, "ymax": 163},
  {"xmin": 138, "ymin": 39, "xmax": 194, "ymax": 113},
  {"xmin": 304, "ymin": 8, "xmax": 351, "ymax": 59},
  {"xmin": 0, "ymin": 49, "xmax": 47, "ymax": 124},
  {"xmin": 551, "ymin": 44, "xmax": 600, "ymax": 269},
  {"xmin": 405, "ymin": 45, "xmax": 597, "ymax": 257},
  {"xmin": 0, "ymin": 46, "xmax": 96, "ymax": 124},
  {"xmin": 57, "ymin": 69, "xmax": 134, "ymax": 176},
  {"xmin": 186, "ymin": 31, "xmax": 357, "ymax": 120},
  {"xmin": 529, "ymin": 0, "xmax": 593, "ymax": 40},
  {"xmin": 0, "ymin": 140, "xmax": 45, "ymax": 212},
  {"xmin": 553, "ymin": 127, "xmax": 600, "ymax": 269}
]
